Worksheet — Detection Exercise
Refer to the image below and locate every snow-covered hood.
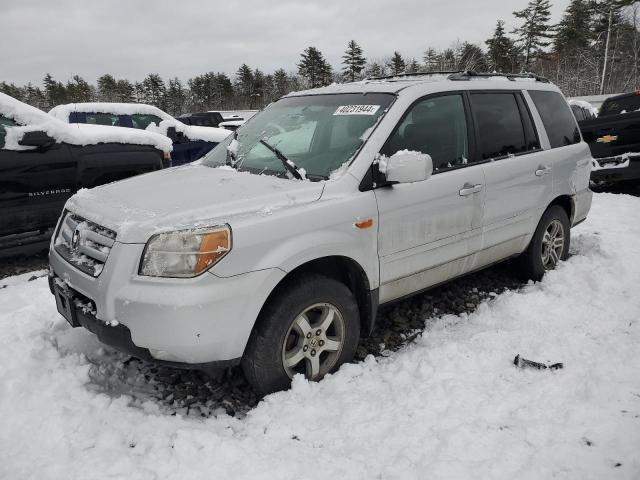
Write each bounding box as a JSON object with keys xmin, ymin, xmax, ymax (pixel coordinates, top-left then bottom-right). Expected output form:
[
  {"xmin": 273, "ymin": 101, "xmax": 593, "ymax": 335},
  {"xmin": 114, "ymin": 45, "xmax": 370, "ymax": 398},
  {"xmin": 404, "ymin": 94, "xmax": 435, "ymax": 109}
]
[{"xmin": 65, "ymin": 164, "xmax": 324, "ymax": 243}]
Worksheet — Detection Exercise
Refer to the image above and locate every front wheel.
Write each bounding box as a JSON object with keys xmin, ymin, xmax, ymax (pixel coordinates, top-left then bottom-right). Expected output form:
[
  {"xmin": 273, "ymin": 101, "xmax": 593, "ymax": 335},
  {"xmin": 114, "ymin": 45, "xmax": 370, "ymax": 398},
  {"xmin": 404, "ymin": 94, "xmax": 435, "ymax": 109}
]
[
  {"xmin": 518, "ymin": 205, "xmax": 570, "ymax": 281},
  {"xmin": 242, "ymin": 274, "xmax": 360, "ymax": 396}
]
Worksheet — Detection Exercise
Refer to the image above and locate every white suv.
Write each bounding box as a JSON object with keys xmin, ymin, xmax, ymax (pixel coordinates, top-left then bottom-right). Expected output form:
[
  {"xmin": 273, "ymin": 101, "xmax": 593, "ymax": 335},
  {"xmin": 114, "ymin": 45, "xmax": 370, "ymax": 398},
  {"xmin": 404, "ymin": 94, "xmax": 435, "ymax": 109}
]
[{"xmin": 49, "ymin": 72, "xmax": 592, "ymax": 395}]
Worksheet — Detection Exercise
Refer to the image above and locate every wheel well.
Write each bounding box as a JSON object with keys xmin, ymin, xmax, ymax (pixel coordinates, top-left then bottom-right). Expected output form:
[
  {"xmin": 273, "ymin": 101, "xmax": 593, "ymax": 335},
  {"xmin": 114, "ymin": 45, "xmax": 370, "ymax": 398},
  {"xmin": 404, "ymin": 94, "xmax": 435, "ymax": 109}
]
[
  {"xmin": 262, "ymin": 256, "xmax": 378, "ymax": 337},
  {"xmin": 548, "ymin": 195, "xmax": 574, "ymax": 223}
]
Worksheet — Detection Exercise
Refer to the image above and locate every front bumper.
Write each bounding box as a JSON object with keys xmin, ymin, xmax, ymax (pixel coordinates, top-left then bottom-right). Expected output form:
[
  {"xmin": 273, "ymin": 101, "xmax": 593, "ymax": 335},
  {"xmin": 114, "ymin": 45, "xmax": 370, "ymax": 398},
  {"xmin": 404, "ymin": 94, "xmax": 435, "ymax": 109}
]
[
  {"xmin": 49, "ymin": 240, "xmax": 285, "ymax": 366},
  {"xmin": 591, "ymin": 153, "xmax": 640, "ymax": 184}
]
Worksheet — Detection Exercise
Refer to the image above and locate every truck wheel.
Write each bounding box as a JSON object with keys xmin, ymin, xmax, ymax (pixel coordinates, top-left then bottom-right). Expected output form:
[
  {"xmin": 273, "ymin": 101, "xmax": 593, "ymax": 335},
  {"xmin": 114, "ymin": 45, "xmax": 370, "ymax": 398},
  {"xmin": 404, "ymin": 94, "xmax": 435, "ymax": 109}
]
[
  {"xmin": 242, "ymin": 274, "xmax": 360, "ymax": 397},
  {"xmin": 518, "ymin": 205, "xmax": 570, "ymax": 281}
]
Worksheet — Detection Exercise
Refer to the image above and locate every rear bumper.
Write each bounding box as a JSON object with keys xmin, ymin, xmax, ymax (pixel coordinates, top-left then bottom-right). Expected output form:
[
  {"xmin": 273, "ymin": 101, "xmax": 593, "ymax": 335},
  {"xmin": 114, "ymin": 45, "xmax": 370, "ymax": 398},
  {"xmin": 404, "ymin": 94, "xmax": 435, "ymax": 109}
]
[{"xmin": 591, "ymin": 153, "xmax": 640, "ymax": 183}]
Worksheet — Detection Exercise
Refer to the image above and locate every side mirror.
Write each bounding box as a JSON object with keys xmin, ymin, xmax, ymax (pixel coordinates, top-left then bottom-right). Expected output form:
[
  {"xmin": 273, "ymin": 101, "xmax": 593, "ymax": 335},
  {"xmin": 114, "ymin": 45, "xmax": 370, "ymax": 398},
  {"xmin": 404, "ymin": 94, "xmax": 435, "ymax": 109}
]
[
  {"xmin": 165, "ymin": 126, "xmax": 179, "ymax": 142},
  {"xmin": 383, "ymin": 150, "xmax": 433, "ymax": 184},
  {"xmin": 19, "ymin": 130, "xmax": 56, "ymax": 149}
]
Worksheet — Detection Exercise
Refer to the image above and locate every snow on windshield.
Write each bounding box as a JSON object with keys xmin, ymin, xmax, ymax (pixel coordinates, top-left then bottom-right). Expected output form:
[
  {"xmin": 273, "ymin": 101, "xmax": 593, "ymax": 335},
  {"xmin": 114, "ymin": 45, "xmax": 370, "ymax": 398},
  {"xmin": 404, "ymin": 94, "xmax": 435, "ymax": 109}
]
[{"xmin": 1, "ymin": 93, "xmax": 172, "ymax": 152}]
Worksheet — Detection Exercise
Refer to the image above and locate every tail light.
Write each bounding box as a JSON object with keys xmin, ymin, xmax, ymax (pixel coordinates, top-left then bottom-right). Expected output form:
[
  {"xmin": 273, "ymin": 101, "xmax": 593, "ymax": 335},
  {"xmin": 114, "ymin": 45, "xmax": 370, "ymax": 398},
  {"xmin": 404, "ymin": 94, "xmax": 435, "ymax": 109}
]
[{"xmin": 162, "ymin": 151, "xmax": 172, "ymax": 168}]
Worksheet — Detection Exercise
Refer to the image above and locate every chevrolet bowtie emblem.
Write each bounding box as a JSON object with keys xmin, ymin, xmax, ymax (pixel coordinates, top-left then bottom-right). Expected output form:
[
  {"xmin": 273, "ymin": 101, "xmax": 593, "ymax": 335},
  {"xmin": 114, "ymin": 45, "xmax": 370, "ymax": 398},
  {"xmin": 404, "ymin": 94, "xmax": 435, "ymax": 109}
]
[{"xmin": 596, "ymin": 135, "xmax": 618, "ymax": 144}]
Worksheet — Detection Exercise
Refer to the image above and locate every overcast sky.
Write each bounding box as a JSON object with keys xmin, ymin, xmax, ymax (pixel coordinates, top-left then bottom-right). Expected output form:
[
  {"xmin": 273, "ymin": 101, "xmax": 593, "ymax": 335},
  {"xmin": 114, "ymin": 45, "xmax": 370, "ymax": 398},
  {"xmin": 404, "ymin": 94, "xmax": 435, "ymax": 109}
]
[{"xmin": 1, "ymin": 0, "xmax": 571, "ymax": 85}]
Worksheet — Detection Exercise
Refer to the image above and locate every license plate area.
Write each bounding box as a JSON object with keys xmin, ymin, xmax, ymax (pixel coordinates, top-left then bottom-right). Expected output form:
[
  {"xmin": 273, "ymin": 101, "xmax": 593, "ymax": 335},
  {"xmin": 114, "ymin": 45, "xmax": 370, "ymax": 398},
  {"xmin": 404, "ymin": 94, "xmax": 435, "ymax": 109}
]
[{"xmin": 54, "ymin": 286, "xmax": 80, "ymax": 328}]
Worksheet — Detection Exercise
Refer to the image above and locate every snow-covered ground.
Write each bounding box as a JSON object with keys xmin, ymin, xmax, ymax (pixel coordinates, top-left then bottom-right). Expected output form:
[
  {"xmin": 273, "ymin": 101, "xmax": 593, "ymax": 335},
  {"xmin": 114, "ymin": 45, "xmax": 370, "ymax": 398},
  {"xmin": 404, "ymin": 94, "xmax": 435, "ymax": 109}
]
[{"xmin": 1, "ymin": 193, "xmax": 639, "ymax": 479}]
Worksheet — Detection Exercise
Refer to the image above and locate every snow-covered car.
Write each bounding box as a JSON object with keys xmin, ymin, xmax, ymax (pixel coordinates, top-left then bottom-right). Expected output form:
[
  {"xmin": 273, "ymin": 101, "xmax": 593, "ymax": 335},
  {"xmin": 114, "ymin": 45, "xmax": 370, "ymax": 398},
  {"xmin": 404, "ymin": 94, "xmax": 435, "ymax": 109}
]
[
  {"xmin": 0, "ymin": 93, "xmax": 172, "ymax": 255},
  {"xmin": 49, "ymin": 103, "xmax": 231, "ymax": 165},
  {"xmin": 49, "ymin": 72, "xmax": 592, "ymax": 396},
  {"xmin": 569, "ymin": 99, "xmax": 597, "ymax": 122}
]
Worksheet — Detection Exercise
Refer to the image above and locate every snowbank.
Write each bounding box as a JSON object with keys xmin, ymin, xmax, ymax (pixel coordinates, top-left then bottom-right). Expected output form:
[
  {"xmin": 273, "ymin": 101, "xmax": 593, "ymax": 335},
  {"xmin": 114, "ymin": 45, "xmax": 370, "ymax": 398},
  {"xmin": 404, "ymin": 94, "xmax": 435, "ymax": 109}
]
[
  {"xmin": 0, "ymin": 93, "xmax": 172, "ymax": 152},
  {"xmin": 49, "ymin": 101, "xmax": 231, "ymax": 144},
  {"xmin": 0, "ymin": 193, "xmax": 639, "ymax": 479}
]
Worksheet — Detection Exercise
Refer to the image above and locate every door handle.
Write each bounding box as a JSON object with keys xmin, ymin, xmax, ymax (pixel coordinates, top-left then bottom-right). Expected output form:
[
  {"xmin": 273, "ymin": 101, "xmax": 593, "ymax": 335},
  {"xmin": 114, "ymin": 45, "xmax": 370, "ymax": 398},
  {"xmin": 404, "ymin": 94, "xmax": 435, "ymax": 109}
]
[
  {"xmin": 459, "ymin": 183, "xmax": 483, "ymax": 196},
  {"xmin": 535, "ymin": 165, "xmax": 552, "ymax": 176}
]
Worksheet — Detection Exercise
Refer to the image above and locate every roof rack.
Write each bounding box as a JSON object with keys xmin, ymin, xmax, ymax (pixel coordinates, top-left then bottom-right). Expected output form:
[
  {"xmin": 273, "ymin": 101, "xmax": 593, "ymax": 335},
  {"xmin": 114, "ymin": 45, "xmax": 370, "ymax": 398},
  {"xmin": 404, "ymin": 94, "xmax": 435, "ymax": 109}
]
[
  {"xmin": 447, "ymin": 70, "xmax": 550, "ymax": 83},
  {"xmin": 366, "ymin": 71, "xmax": 463, "ymax": 81}
]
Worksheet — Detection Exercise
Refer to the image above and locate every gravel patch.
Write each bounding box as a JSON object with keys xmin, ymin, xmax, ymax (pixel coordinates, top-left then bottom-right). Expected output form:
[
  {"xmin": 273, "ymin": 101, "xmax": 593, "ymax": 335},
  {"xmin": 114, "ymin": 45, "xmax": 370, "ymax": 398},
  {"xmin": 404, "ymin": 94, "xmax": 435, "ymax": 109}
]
[{"xmin": 84, "ymin": 261, "xmax": 524, "ymax": 418}]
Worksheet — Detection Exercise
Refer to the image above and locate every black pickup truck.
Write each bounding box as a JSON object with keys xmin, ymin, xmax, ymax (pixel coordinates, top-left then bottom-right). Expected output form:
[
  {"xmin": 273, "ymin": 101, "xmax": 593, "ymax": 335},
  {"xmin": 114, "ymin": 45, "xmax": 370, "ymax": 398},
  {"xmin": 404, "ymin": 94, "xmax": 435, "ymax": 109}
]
[
  {"xmin": 0, "ymin": 93, "xmax": 172, "ymax": 256},
  {"xmin": 578, "ymin": 91, "xmax": 640, "ymax": 185}
]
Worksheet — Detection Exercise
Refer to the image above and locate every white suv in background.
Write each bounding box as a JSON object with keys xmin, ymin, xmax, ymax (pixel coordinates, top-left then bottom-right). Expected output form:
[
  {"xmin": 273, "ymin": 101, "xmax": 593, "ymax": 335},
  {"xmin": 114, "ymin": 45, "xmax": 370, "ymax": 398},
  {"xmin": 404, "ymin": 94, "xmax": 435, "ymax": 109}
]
[{"xmin": 49, "ymin": 72, "xmax": 592, "ymax": 396}]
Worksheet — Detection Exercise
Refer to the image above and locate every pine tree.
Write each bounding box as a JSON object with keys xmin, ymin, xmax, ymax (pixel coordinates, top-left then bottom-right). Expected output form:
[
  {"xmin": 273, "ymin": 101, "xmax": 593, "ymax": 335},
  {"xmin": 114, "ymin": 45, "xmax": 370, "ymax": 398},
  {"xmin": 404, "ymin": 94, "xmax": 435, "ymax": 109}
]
[
  {"xmin": 66, "ymin": 75, "xmax": 92, "ymax": 102},
  {"xmin": 459, "ymin": 43, "xmax": 488, "ymax": 71},
  {"xmin": 554, "ymin": 0, "xmax": 593, "ymax": 55},
  {"xmin": 273, "ymin": 68, "xmax": 290, "ymax": 97},
  {"xmin": 342, "ymin": 40, "xmax": 366, "ymax": 82},
  {"xmin": 234, "ymin": 64, "xmax": 254, "ymax": 106},
  {"xmin": 387, "ymin": 51, "xmax": 406, "ymax": 75},
  {"xmin": 97, "ymin": 74, "xmax": 118, "ymax": 101},
  {"xmin": 298, "ymin": 47, "xmax": 329, "ymax": 88},
  {"xmin": 141, "ymin": 74, "xmax": 166, "ymax": 107},
  {"xmin": 423, "ymin": 48, "xmax": 440, "ymax": 71},
  {"xmin": 512, "ymin": 0, "xmax": 553, "ymax": 70},
  {"xmin": 405, "ymin": 58, "xmax": 420, "ymax": 73},
  {"xmin": 165, "ymin": 78, "xmax": 186, "ymax": 115},
  {"xmin": 486, "ymin": 20, "xmax": 519, "ymax": 72},
  {"xmin": 115, "ymin": 79, "xmax": 135, "ymax": 102}
]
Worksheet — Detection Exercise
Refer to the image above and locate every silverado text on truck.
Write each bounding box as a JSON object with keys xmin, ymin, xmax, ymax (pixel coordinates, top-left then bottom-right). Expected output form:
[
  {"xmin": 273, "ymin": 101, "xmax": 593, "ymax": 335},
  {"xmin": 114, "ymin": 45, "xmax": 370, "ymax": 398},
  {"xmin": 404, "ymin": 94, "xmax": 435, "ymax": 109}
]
[
  {"xmin": 49, "ymin": 72, "xmax": 592, "ymax": 395},
  {"xmin": 0, "ymin": 93, "xmax": 172, "ymax": 256}
]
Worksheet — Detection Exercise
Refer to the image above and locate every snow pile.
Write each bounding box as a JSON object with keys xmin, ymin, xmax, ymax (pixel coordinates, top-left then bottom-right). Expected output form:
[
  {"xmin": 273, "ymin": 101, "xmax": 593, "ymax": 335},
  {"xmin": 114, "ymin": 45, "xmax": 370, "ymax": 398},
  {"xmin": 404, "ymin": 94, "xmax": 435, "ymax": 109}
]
[
  {"xmin": 0, "ymin": 93, "xmax": 172, "ymax": 152},
  {"xmin": 49, "ymin": 101, "xmax": 231, "ymax": 144},
  {"xmin": 1, "ymin": 194, "xmax": 639, "ymax": 479}
]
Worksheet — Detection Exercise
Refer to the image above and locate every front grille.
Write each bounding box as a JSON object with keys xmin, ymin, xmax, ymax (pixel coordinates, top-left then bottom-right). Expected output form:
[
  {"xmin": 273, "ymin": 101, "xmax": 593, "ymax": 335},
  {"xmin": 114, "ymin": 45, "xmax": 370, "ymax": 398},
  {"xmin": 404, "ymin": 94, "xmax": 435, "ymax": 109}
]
[{"xmin": 54, "ymin": 211, "xmax": 117, "ymax": 277}]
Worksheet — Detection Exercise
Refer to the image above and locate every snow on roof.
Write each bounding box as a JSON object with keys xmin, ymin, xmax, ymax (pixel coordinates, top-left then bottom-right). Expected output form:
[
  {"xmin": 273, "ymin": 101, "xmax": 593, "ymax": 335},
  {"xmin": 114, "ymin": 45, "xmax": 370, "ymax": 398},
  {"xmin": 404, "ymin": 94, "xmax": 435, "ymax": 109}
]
[
  {"xmin": 49, "ymin": 102, "xmax": 232, "ymax": 144},
  {"xmin": 48, "ymin": 102, "xmax": 173, "ymax": 121},
  {"xmin": 0, "ymin": 93, "xmax": 172, "ymax": 152}
]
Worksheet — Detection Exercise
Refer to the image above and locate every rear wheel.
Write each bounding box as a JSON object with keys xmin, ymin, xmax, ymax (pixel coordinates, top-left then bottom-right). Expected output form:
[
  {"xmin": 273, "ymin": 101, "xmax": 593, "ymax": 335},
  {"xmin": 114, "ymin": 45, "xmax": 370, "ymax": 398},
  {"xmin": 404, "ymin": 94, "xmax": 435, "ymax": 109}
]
[
  {"xmin": 242, "ymin": 275, "xmax": 360, "ymax": 396},
  {"xmin": 518, "ymin": 205, "xmax": 570, "ymax": 281}
]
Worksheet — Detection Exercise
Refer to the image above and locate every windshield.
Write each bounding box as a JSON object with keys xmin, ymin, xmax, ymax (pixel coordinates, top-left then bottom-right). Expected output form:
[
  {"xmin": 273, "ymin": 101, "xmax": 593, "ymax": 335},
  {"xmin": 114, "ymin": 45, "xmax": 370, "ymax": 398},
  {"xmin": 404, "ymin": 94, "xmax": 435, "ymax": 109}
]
[{"xmin": 202, "ymin": 93, "xmax": 394, "ymax": 181}]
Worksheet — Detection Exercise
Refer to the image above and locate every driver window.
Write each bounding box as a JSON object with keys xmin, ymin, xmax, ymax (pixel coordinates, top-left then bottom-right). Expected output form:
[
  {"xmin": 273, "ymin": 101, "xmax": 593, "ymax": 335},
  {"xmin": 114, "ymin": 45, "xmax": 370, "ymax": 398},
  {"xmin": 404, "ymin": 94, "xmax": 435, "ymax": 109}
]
[
  {"xmin": 381, "ymin": 94, "xmax": 469, "ymax": 173},
  {"xmin": 0, "ymin": 115, "xmax": 17, "ymax": 149}
]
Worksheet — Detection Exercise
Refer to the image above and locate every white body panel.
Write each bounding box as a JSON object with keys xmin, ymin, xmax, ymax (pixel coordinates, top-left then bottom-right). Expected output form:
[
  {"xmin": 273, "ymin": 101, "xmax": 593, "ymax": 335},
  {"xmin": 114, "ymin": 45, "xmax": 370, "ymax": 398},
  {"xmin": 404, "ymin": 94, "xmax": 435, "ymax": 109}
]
[{"xmin": 49, "ymin": 76, "xmax": 593, "ymax": 365}]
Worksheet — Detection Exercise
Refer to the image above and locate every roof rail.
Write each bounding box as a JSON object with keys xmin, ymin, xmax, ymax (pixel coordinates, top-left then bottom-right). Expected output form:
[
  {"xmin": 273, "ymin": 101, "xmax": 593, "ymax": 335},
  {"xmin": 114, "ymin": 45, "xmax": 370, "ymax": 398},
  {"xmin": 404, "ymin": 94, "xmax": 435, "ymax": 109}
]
[
  {"xmin": 366, "ymin": 71, "xmax": 463, "ymax": 81},
  {"xmin": 448, "ymin": 70, "xmax": 550, "ymax": 83}
]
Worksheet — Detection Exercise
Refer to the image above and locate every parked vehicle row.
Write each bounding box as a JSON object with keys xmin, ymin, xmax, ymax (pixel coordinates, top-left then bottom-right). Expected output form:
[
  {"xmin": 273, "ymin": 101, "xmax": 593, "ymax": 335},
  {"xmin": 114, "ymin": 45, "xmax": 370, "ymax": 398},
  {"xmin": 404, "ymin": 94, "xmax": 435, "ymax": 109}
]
[
  {"xmin": 49, "ymin": 103, "xmax": 231, "ymax": 165},
  {"xmin": 48, "ymin": 72, "xmax": 592, "ymax": 395},
  {"xmin": 0, "ymin": 93, "xmax": 172, "ymax": 256}
]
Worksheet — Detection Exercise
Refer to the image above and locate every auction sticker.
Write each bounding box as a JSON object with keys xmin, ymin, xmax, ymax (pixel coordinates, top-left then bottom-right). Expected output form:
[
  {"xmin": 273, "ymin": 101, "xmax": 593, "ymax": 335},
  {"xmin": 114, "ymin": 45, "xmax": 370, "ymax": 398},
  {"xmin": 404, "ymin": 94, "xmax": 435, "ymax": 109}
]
[{"xmin": 333, "ymin": 105, "xmax": 380, "ymax": 115}]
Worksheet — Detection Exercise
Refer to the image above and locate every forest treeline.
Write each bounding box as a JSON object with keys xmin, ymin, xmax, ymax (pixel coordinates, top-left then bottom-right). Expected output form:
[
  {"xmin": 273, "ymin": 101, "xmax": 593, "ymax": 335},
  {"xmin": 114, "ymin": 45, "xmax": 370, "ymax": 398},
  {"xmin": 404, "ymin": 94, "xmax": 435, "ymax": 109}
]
[{"xmin": 2, "ymin": 0, "xmax": 638, "ymax": 114}]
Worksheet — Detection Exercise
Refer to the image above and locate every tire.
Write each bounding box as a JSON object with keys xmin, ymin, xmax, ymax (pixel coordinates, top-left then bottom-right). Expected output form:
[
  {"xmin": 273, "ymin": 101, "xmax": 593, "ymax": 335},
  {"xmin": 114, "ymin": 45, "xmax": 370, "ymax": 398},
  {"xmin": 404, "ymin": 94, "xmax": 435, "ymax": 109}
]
[
  {"xmin": 518, "ymin": 205, "xmax": 570, "ymax": 281},
  {"xmin": 242, "ymin": 274, "xmax": 360, "ymax": 396}
]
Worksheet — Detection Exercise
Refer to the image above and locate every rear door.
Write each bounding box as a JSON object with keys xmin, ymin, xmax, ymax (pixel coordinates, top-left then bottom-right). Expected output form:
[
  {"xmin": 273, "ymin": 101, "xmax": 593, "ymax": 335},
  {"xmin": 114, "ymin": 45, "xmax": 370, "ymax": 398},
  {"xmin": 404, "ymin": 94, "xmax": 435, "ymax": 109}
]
[
  {"xmin": 470, "ymin": 91, "xmax": 552, "ymax": 264},
  {"xmin": 0, "ymin": 118, "xmax": 77, "ymax": 238},
  {"xmin": 374, "ymin": 93, "xmax": 485, "ymax": 303}
]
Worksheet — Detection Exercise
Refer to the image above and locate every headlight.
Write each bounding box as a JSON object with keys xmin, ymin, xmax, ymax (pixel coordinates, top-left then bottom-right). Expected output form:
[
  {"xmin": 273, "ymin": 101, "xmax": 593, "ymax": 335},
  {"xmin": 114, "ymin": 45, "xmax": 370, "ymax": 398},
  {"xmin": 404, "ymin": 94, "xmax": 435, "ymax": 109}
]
[{"xmin": 139, "ymin": 225, "xmax": 231, "ymax": 278}]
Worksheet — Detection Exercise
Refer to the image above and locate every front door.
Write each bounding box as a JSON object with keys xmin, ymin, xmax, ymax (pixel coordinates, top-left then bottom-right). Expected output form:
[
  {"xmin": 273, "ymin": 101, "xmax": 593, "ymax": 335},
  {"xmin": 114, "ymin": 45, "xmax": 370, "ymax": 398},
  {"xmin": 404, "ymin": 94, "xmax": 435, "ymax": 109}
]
[{"xmin": 374, "ymin": 93, "xmax": 485, "ymax": 303}]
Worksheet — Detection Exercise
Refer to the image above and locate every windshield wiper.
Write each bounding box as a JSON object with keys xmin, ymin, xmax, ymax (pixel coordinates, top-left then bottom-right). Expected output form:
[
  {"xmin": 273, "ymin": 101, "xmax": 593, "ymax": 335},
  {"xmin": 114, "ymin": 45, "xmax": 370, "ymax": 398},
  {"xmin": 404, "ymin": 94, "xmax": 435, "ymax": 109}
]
[{"xmin": 259, "ymin": 139, "xmax": 305, "ymax": 180}]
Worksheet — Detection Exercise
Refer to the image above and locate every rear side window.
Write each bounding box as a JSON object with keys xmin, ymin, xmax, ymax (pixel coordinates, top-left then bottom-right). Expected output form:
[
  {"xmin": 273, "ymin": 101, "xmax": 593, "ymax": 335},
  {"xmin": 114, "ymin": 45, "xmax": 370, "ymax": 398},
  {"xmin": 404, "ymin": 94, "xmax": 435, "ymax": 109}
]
[
  {"xmin": 0, "ymin": 115, "xmax": 17, "ymax": 148},
  {"xmin": 131, "ymin": 114, "xmax": 162, "ymax": 129},
  {"xmin": 529, "ymin": 91, "xmax": 580, "ymax": 148},
  {"xmin": 85, "ymin": 112, "xmax": 121, "ymax": 126},
  {"xmin": 599, "ymin": 95, "xmax": 640, "ymax": 116},
  {"xmin": 470, "ymin": 92, "xmax": 538, "ymax": 160}
]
